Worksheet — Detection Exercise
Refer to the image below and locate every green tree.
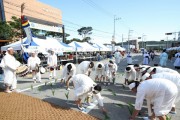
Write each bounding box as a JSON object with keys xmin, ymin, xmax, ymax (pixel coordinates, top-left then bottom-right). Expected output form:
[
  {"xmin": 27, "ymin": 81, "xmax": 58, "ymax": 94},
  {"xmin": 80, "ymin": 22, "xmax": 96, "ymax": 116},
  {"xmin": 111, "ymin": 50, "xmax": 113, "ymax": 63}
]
[
  {"xmin": 8, "ymin": 16, "xmax": 21, "ymax": 40},
  {"xmin": 77, "ymin": 27, "xmax": 92, "ymax": 39},
  {"xmin": 0, "ymin": 21, "xmax": 14, "ymax": 40}
]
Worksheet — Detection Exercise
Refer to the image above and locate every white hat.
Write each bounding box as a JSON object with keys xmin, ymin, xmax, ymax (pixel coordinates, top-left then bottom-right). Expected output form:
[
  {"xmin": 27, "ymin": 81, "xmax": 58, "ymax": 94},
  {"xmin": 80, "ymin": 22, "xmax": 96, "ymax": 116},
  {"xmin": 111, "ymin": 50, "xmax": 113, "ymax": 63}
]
[
  {"xmin": 7, "ymin": 47, "xmax": 13, "ymax": 50},
  {"xmin": 147, "ymin": 67, "xmax": 154, "ymax": 73},
  {"xmin": 128, "ymin": 83, "xmax": 135, "ymax": 90},
  {"xmin": 141, "ymin": 73, "xmax": 150, "ymax": 81}
]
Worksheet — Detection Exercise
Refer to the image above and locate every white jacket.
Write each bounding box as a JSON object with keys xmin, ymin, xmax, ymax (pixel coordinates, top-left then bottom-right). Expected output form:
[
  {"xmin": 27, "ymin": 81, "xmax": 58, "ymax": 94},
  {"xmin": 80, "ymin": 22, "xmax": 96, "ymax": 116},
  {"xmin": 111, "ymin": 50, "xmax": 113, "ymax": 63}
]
[
  {"xmin": 28, "ymin": 56, "xmax": 41, "ymax": 70},
  {"xmin": 61, "ymin": 63, "xmax": 76, "ymax": 81},
  {"xmin": 78, "ymin": 61, "xmax": 91, "ymax": 75},
  {"xmin": 135, "ymin": 78, "xmax": 177, "ymax": 116},
  {"xmin": 3, "ymin": 53, "xmax": 20, "ymax": 85},
  {"xmin": 72, "ymin": 74, "xmax": 104, "ymax": 107},
  {"xmin": 152, "ymin": 72, "xmax": 180, "ymax": 103},
  {"xmin": 47, "ymin": 54, "xmax": 57, "ymax": 67}
]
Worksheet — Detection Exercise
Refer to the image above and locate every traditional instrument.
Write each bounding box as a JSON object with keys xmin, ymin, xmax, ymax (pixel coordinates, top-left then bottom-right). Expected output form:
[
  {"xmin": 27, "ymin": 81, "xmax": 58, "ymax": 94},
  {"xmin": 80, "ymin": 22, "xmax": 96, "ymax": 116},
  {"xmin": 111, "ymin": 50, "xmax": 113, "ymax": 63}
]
[
  {"xmin": 16, "ymin": 65, "xmax": 29, "ymax": 77},
  {"xmin": 40, "ymin": 67, "xmax": 46, "ymax": 74}
]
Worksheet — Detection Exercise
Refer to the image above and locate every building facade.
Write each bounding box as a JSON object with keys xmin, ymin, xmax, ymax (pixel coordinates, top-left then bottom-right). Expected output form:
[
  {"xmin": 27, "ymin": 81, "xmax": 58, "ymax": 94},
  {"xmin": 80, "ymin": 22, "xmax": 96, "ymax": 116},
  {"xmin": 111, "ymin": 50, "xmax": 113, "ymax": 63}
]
[{"xmin": 0, "ymin": 0, "xmax": 64, "ymax": 40}]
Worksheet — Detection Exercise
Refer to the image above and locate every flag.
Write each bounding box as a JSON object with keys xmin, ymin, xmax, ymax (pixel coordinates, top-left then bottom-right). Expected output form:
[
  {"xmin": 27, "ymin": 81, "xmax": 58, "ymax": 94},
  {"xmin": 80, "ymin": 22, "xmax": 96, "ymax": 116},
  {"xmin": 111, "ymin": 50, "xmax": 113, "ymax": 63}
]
[{"xmin": 21, "ymin": 15, "xmax": 33, "ymax": 46}]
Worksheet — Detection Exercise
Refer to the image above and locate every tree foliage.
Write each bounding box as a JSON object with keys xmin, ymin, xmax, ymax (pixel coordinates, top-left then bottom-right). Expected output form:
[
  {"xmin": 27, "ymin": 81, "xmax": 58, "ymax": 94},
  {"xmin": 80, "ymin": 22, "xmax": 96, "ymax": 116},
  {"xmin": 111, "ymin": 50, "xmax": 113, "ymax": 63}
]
[
  {"xmin": 8, "ymin": 16, "xmax": 22, "ymax": 39},
  {"xmin": 0, "ymin": 21, "xmax": 14, "ymax": 40},
  {"xmin": 77, "ymin": 27, "xmax": 92, "ymax": 39}
]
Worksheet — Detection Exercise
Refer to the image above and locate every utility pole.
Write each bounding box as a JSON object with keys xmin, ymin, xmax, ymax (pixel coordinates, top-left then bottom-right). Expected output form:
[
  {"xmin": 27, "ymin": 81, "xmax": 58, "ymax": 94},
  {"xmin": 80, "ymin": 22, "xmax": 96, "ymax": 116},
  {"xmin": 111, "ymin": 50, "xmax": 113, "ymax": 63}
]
[
  {"xmin": 122, "ymin": 34, "xmax": 123, "ymax": 47},
  {"xmin": 127, "ymin": 29, "xmax": 133, "ymax": 52},
  {"xmin": 112, "ymin": 15, "xmax": 121, "ymax": 52}
]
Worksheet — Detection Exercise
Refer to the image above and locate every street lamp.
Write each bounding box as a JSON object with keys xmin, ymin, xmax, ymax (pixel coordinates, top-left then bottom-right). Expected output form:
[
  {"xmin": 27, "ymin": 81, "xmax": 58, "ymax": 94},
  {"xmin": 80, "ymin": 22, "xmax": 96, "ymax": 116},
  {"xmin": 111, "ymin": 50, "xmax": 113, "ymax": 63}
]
[{"xmin": 112, "ymin": 15, "xmax": 121, "ymax": 52}]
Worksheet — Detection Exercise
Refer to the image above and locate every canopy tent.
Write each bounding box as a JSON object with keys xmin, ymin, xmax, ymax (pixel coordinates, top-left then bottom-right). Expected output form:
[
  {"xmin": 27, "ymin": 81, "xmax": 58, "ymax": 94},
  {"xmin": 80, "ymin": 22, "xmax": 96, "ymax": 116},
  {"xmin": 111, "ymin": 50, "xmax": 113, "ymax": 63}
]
[
  {"xmin": 1, "ymin": 37, "xmax": 73, "ymax": 53},
  {"xmin": 68, "ymin": 41, "xmax": 85, "ymax": 52},
  {"xmin": 77, "ymin": 42, "xmax": 99, "ymax": 51},
  {"xmin": 115, "ymin": 46, "xmax": 126, "ymax": 51},
  {"xmin": 59, "ymin": 42, "xmax": 73, "ymax": 52},
  {"xmin": 93, "ymin": 43, "xmax": 111, "ymax": 51}
]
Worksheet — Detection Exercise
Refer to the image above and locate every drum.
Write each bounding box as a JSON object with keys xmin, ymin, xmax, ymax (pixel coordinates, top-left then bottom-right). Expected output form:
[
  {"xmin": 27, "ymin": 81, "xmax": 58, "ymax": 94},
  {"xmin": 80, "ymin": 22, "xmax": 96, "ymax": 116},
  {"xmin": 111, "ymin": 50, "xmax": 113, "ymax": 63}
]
[
  {"xmin": 16, "ymin": 65, "xmax": 29, "ymax": 77},
  {"xmin": 40, "ymin": 67, "xmax": 46, "ymax": 74}
]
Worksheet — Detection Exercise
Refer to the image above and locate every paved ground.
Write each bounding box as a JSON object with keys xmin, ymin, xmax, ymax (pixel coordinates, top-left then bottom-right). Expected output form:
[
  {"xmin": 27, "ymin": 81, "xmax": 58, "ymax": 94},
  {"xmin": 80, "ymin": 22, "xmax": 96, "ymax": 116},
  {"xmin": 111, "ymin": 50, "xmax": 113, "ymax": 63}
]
[{"xmin": 0, "ymin": 53, "xmax": 180, "ymax": 120}]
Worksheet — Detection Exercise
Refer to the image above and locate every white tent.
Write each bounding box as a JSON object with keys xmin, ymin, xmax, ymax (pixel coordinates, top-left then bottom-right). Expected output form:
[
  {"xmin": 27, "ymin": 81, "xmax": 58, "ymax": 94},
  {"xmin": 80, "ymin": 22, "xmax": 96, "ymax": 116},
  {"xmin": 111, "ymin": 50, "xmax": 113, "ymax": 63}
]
[
  {"xmin": 68, "ymin": 41, "xmax": 85, "ymax": 52},
  {"xmin": 93, "ymin": 43, "xmax": 111, "ymax": 51},
  {"xmin": 78, "ymin": 42, "xmax": 99, "ymax": 51},
  {"xmin": 1, "ymin": 37, "xmax": 73, "ymax": 53}
]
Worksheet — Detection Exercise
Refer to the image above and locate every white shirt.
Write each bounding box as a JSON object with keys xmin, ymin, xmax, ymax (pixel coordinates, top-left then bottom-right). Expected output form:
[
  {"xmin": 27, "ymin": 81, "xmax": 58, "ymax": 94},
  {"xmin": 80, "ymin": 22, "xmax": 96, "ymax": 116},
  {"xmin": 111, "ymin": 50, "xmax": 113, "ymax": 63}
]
[
  {"xmin": 47, "ymin": 53, "xmax": 57, "ymax": 67},
  {"xmin": 72, "ymin": 74, "xmax": 104, "ymax": 106},
  {"xmin": 125, "ymin": 65, "xmax": 136, "ymax": 80},
  {"xmin": 3, "ymin": 52, "xmax": 20, "ymax": 85},
  {"xmin": 78, "ymin": 61, "xmax": 91, "ymax": 74},
  {"xmin": 135, "ymin": 78, "xmax": 177, "ymax": 110},
  {"xmin": 28, "ymin": 56, "xmax": 41, "ymax": 70},
  {"xmin": 61, "ymin": 63, "xmax": 76, "ymax": 81},
  {"xmin": 95, "ymin": 62, "xmax": 105, "ymax": 75},
  {"xmin": 156, "ymin": 67, "xmax": 178, "ymax": 74}
]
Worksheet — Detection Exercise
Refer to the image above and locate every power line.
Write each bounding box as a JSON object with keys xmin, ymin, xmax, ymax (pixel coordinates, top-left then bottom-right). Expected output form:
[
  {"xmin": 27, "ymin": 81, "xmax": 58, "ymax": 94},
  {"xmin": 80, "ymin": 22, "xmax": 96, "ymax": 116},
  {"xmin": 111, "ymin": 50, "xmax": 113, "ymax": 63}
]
[
  {"xmin": 4, "ymin": 0, "xmax": 125, "ymax": 39},
  {"xmin": 81, "ymin": 0, "xmax": 113, "ymax": 17}
]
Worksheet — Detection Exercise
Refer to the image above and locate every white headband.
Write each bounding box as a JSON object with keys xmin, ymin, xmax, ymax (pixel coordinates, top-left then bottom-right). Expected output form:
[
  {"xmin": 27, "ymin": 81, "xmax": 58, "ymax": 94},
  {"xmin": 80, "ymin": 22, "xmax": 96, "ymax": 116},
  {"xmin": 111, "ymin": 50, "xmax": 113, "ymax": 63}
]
[
  {"xmin": 147, "ymin": 67, "xmax": 154, "ymax": 73},
  {"xmin": 141, "ymin": 73, "xmax": 150, "ymax": 81},
  {"xmin": 128, "ymin": 83, "xmax": 135, "ymax": 90},
  {"xmin": 7, "ymin": 47, "xmax": 13, "ymax": 50}
]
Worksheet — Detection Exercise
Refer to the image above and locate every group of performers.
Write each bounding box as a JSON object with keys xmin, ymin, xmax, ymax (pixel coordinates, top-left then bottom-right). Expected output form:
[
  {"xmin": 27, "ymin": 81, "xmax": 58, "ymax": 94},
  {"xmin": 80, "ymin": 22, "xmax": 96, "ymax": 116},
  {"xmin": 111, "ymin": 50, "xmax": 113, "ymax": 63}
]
[{"xmin": 125, "ymin": 64, "xmax": 179, "ymax": 120}]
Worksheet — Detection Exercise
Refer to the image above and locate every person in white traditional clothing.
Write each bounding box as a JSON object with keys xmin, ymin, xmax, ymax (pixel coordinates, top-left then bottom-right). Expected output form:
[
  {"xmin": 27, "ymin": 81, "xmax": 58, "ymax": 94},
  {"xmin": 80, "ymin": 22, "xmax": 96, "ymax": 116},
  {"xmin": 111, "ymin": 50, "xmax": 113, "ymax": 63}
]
[
  {"xmin": 124, "ymin": 64, "xmax": 142, "ymax": 84},
  {"xmin": 72, "ymin": 74, "xmax": 106, "ymax": 113},
  {"xmin": 141, "ymin": 72, "xmax": 180, "ymax": 114},
  {"xmin": 159, "ymin": 49, "xmax": 168, "ymax": 67},
  {"xmin": 174, "ymin": 51, "xmax": 180, "ymax": 70},
  {"xmin": 104, "ymin": 60, "xmax": 118, "ymax": 85},
  {"xmin": 114, "ymin": 49, "xmax": 122, "ymax": 65},
  {"xmin": 77, "ymin": 61, "xmax": 94, "ymax": 76},
  {"xmin": 142, "ymin": 52, "xmax": 150, "ymax": 65},
  {"xmin": 126, "ymin": 52, "xmax": 132, "ymax": 65},
  {"xmin": 128, "ymin": 79, "xmax": 178, "ymax": 120},
  {"xmin": 1, "ymin": 47, "xmax": 21, "ymax": 93},
  {"xmin": 61, "ymin": 63, "xmax": 76, "ymax": 91},
  {"xmin": 28, "ymin": 52, "xmax": 41, "ymax": 83},
  {"xmin": 146, "ymin": 66, "xmax": 179, "ymax": 75},
  {"xmin": 95, "ymin": 62, "xmax": 105, "ymax": 82},
  {"xmin": 47, "ymin": 50, "xmax": 57, "ymax": 79}
]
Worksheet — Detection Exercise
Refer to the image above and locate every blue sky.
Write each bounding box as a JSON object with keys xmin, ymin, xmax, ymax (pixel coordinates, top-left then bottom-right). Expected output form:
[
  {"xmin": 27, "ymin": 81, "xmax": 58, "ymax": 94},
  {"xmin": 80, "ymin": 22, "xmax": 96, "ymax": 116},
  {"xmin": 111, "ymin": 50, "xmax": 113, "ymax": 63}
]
[{"xmin": 38, "ymin": 0, "xmax": 180, "ymax": 44}]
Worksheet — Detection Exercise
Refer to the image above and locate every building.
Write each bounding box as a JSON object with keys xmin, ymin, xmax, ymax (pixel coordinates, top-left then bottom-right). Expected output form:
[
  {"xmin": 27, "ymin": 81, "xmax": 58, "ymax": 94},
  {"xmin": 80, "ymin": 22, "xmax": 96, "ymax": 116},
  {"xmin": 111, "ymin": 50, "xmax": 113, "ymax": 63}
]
[{"xmin": 0, "ymin": 0, "xmax": 64, "ymax": 41}]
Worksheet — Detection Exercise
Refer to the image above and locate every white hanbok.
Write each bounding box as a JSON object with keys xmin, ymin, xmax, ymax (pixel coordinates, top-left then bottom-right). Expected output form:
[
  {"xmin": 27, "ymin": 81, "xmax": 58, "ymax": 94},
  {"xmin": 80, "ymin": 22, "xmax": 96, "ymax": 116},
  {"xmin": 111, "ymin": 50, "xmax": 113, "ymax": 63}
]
[
  {"xmin": 72, "ymin": 74, "xmax": 104, "ymax": 107},
  {"xmin": 28, "ymin": 56, "xmax": 41, "ymax": 81},
  {"xmin": 47, "ymin": 53, "xmax": 57, "ymax": 78},
  {"xmin": 61, "ymin": 63, "xmax": 76, "ymax": 82},
  {"xmin": 152, "ymin": 72, "xmax": 180, "ymax": 104},
  {"xmin": 95, "ymin": 62, "xmax": 105, "ymax": 78},
  {"xmin": 125, "ymin": 65, "xmax": 137, "ymax": 81},
  {"xmin": 78, "ymin": 61, "xmax": 92, "ymax": 75},
  {"xmin": 135, "ymin": 78, "xmax": 177, "ymax": 116},
  {"xmin": 174, "ymin": 52, "xmax": 180, "ymax": 68},
  {"xmin": 104, "ymin": 63, "xmax": 118, "ymax": 80},
  {"xmin": 3, "ymin": 53, "xmax": 20, "ymax": 89},
  {"xmin": 155, "ymin": 67, "xmax": 179, "ymax": 74}
]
